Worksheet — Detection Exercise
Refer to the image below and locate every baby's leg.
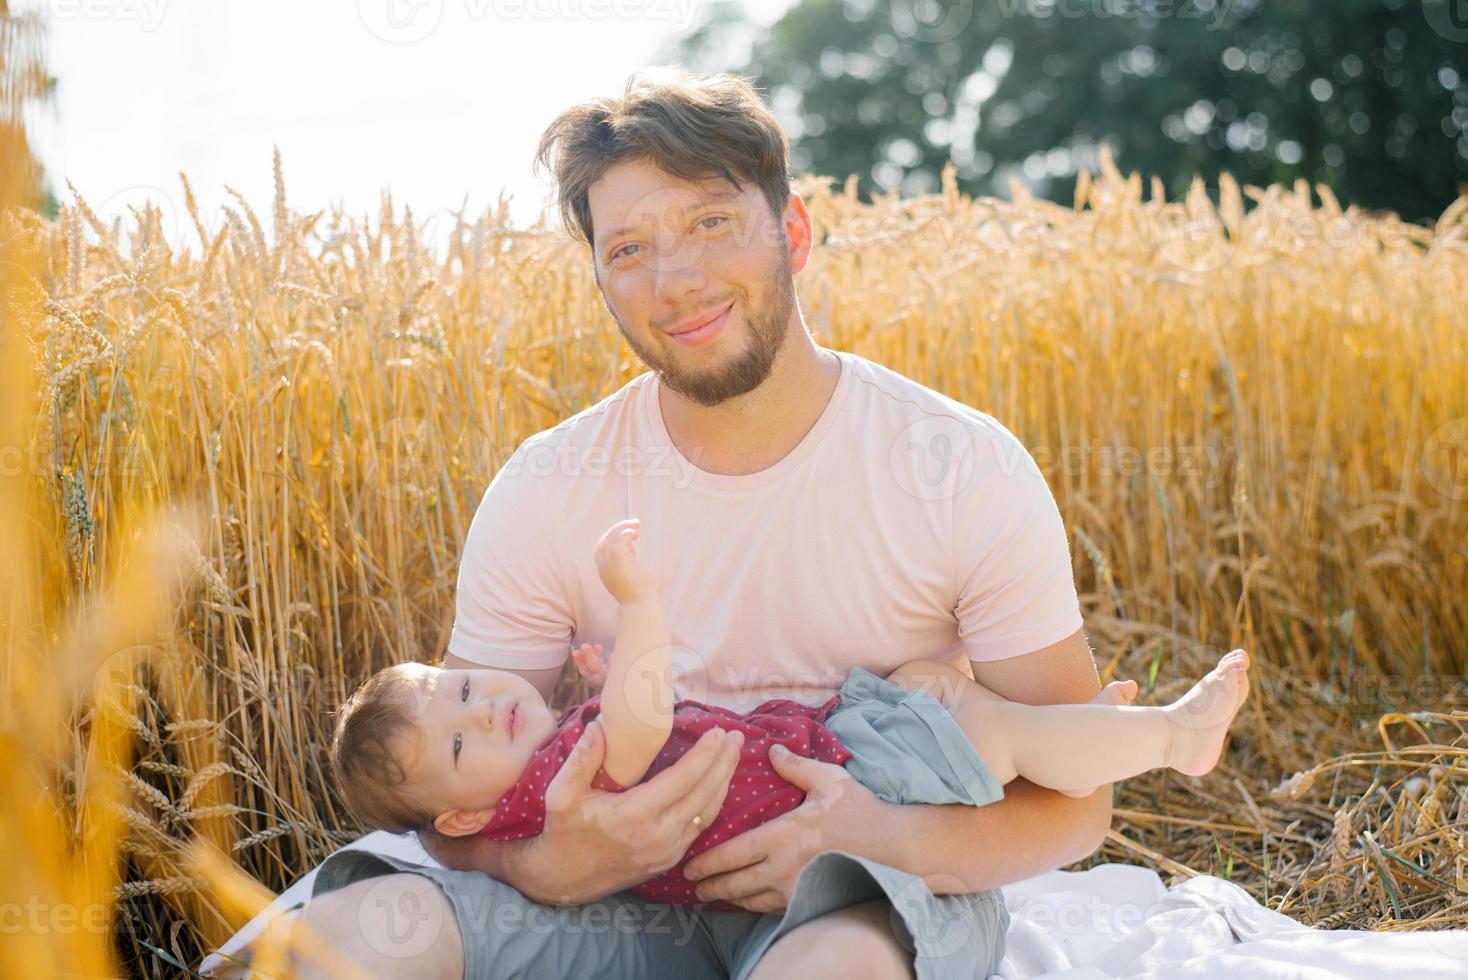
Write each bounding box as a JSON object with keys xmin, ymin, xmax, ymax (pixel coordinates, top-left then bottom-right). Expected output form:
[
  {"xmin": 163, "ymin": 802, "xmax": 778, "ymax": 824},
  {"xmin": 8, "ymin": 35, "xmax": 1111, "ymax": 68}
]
[
  {"xmin": 887, "ymin": 660, "xmax": 1136, "ymax": 797},
  {"xmin": 890, "ymin": 652, "xmax": 1251, "ymax": 795}
]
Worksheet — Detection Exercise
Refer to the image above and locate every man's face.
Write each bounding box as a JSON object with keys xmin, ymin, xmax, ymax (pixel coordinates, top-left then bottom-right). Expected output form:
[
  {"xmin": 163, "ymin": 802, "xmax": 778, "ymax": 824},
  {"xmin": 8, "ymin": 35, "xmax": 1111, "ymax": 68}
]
[{"xmin": 589, "ymin": 157, "xmax": 802, "ymax": 407}]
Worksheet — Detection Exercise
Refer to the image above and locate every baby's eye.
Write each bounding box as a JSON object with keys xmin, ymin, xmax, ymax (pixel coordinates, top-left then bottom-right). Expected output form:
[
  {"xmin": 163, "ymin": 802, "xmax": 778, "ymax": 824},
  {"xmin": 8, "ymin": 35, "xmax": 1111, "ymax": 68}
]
[
  {"xmin": 453, "ymin": 733, "xmax": 462, "ymax": 763},
  {"xmin": 461, "ymin": 678, "xmax": 469, "ymax": 701}
]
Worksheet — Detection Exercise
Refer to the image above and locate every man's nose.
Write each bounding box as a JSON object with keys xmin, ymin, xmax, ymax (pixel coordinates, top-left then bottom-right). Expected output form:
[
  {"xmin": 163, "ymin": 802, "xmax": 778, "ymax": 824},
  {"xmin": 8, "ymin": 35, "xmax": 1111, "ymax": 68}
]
[{"xmin": 652, "ymin": 241, "xmax": 707, "ymax": 303}]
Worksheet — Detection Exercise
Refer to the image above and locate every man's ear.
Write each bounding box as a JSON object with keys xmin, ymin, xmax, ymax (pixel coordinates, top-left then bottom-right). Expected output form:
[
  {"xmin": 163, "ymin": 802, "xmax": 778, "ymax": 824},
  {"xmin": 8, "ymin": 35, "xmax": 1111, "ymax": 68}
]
[{"xmin": 433, "ymin": 806, "xmax": 496, "ymax": 837}]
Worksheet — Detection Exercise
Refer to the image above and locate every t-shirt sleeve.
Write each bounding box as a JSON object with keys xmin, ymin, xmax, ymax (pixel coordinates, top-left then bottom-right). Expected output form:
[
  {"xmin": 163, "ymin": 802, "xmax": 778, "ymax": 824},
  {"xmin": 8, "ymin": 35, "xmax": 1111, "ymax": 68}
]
[
  {"xmin": 448, "ymin": 436, "xmax": 576, "ymax": 670},
  {"xmin": 954, "ymin": 420, "xmax": 1084, "ymax": 662}
]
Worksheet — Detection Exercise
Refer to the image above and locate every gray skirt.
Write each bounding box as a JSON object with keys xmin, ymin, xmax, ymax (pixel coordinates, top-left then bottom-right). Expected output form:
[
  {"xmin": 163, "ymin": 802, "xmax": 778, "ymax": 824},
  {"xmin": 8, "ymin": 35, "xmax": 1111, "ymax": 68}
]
[{"xmin": 312, "ymin": 665, "xmax": 1009, "ymax": 979}]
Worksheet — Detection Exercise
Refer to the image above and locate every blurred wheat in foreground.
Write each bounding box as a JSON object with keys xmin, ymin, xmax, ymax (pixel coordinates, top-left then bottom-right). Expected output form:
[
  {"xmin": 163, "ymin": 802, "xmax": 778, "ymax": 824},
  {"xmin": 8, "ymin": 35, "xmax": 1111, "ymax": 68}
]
[{"xmin": 2, "ymin": 146, "xmax": 1467, "ymax": 975}]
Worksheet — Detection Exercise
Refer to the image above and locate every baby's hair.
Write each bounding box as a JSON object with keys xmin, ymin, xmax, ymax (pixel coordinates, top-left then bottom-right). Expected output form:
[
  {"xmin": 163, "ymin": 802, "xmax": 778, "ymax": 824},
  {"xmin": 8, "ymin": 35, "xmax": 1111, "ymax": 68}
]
[{"xmin": 329, "ymin": 662, "xmax": 438, "ymax": 835}]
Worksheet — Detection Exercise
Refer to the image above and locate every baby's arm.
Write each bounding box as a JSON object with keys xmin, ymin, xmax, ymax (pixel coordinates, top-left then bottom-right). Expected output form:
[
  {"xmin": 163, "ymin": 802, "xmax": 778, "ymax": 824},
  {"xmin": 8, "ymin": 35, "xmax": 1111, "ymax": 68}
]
[{"xmin": 593, "ymin": 518, "xmax": 675, "ymax": 788}]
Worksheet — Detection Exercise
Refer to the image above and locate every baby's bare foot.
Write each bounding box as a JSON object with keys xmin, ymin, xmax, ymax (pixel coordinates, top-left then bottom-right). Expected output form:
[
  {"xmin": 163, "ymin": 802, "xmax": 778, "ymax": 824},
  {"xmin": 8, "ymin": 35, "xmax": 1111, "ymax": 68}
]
[{"xmin": 1164, "ymin": 649, "xmax": 1251, "ymax": 777}]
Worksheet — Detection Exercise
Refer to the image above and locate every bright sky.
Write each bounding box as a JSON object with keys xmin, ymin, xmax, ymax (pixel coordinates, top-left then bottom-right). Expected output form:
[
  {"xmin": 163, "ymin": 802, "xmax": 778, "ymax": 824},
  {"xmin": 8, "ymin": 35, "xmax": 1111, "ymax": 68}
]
[{"xmin": 27, "ymin": 0, "xmax": 792, "ymax": 250}]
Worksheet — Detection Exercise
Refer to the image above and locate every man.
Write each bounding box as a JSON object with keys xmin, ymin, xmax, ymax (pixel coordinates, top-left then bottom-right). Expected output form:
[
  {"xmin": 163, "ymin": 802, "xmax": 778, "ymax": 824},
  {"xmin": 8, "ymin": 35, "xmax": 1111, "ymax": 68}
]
[{"xmin": 293, "ymin": 67, "xmax": 1112, "ymax": 978}]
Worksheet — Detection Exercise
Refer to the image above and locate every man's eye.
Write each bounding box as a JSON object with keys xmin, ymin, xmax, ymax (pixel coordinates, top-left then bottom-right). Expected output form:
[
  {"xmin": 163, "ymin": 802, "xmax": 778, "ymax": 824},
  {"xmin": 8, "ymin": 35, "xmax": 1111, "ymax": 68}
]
[
  {"xmin": 612, "ymin": 243, "xmax": 638, "ymax": 262},
  {"xmin": 453, "ymin": 733, "xmax": 461, "ymax": 762},
  {"xmin": 699, "ymin": 215, "xmax": 727, "ymax": 231}
]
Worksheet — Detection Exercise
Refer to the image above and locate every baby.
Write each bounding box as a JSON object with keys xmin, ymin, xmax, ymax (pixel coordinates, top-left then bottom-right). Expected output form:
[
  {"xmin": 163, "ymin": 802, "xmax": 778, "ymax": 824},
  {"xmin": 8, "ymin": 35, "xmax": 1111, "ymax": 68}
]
[{"xmin": 329, "ymin": 517, "xmax": 1251, "ymax": 911}]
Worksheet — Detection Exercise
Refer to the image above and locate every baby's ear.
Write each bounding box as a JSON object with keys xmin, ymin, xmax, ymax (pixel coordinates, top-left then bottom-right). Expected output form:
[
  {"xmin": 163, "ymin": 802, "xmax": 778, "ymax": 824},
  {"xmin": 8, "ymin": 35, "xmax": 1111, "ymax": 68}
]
[{"xmin": 433, "ymin": 806, "xmax": 496, "ymax": 837}]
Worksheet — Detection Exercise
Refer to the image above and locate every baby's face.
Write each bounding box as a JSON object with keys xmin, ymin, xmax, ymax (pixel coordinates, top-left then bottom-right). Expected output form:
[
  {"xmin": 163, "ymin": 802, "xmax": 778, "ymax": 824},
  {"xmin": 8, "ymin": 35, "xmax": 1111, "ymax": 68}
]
[{"xmin": 396, "ymin": 665, "xmax": 558, "ymax": 830}]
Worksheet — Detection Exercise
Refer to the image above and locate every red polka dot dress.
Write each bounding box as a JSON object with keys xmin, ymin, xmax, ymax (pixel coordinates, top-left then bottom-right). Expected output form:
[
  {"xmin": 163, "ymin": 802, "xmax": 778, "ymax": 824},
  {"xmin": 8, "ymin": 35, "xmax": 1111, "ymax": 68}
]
[{"xmin": 478, "ymin": 693, "xmax": 853, "ymax": 911}]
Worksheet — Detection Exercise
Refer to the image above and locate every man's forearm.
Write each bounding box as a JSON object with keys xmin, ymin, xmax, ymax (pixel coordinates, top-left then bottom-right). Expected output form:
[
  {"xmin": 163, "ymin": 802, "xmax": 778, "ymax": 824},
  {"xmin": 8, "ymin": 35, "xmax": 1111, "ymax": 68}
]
[
  {"xmin": 852, "ymin": 778, "xmax": 1111, "ymax": 894},
  {"xmin": 420, "ymin": 830, "xmax": 577, "ymax": 906}
]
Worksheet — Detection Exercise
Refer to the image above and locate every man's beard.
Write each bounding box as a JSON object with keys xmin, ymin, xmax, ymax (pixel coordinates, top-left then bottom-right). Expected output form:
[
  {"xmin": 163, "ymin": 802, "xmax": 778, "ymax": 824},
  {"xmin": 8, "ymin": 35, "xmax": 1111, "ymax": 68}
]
[{"xmin": 615, "ymin": 252, "xmax": 796, "ymax": 408}]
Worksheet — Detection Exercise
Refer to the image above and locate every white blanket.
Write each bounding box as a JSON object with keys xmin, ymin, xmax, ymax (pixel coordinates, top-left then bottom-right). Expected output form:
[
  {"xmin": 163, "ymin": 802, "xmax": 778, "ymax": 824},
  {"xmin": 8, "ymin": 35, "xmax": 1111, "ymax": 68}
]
[{"xmin": 200, "ymin": 831, "xmax": 1468, "ymax": 978}]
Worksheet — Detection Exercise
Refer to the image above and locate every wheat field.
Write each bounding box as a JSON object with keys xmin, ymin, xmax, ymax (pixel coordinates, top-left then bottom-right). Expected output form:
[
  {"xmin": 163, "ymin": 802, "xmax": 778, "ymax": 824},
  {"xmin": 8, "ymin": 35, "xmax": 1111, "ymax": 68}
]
[{"xmin": 2, "ymin": 144, "xmax": 1467, "ymax": 975}]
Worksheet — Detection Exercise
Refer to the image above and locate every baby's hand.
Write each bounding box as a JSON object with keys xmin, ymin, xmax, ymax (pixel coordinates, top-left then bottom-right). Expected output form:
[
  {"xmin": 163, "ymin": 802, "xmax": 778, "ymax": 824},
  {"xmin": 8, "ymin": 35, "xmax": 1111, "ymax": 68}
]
[
  {"xmin": 572, "ymin": 642, "xmax": 609, "ymax": 689},
  {"xmin": 594, "ymin": 518, "xmax": 660, "ymax": 602}
]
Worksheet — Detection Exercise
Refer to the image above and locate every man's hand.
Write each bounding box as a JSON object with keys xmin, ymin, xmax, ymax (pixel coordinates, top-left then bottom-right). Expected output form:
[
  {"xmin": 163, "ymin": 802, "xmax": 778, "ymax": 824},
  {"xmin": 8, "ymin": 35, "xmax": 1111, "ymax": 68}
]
[
  {"xmin": 512, "ymin": 716, "xmax": 745, "ymax": 906},
  {"xmin": 680, "ymin": 743, "xmax": 891, "ymax": 914}
]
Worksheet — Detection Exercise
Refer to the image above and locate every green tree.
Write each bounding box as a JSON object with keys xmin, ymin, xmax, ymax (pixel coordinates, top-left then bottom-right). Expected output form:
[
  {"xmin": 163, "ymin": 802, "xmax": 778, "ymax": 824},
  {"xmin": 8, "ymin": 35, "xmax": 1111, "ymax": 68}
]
[{"xmin": 662, "ymin": 0, "xmax": 1468, "ymax": 223}]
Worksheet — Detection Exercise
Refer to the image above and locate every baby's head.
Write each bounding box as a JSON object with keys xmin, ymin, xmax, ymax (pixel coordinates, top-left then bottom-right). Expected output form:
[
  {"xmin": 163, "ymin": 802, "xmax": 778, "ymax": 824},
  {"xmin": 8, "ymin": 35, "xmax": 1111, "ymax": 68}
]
[{"xmin": 329, "ymin": 661, "xmax": 557, "ymax": 838}]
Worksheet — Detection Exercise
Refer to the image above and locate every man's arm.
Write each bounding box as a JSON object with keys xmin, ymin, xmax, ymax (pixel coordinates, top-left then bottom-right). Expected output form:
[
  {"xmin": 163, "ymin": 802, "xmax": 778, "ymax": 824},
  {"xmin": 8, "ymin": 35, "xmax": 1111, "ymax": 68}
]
[
  {"xmin": 440, "ymin": 651, "xmax": 561, "ymax": 700},
  {"xmin": 684, "ymin": 628, "xmax": 1110, "ymax": 907},
  {"xmin": 420, "ymin": 653, "xmax": 743, "ymax": 905},
  {"xmin": 863, "ymin": 627, "xmax": 1110, "ymax": 893}
]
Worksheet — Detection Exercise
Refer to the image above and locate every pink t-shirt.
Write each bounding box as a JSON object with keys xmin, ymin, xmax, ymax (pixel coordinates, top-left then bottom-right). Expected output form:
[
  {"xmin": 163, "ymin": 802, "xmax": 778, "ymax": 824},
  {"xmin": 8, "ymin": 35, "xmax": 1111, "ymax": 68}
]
[
  {"xmin": 450, "ymin": 350, "xmax": 1082, "ymax": 713},
  {"xmin": 478, "ymin": 692, "xmax": 851, "ymax": 911}
]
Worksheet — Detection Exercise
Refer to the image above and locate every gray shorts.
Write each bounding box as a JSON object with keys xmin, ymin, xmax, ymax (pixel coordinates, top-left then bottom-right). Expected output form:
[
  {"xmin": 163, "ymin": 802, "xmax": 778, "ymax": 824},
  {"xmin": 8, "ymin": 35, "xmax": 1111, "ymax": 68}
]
[{"xmin": 311, "ymin": 666, "xmax": 1009, "ymax": 979}]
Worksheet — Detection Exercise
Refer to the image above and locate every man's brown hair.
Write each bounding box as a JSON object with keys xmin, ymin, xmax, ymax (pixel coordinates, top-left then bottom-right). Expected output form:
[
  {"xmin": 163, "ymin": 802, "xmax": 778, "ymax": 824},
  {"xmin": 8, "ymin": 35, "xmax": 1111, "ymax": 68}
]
[
  {"xmin": 534, "ymin": 66, "xmax": 793, "ymax": 254},
  {"xmin": 329, "ymin": 663, "xmax": 437, "ymax": 835}
]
